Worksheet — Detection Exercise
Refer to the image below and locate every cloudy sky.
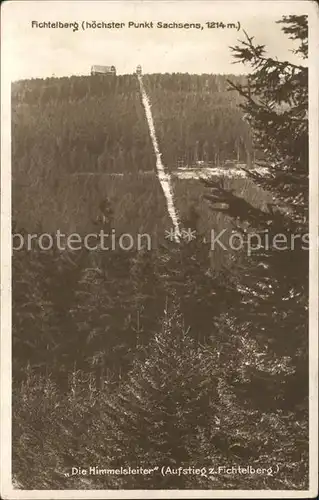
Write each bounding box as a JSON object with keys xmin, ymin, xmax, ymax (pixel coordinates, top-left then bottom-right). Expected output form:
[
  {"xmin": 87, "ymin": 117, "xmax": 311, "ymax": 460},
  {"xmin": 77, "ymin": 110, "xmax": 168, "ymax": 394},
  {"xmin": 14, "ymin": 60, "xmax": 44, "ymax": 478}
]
[{"xmin": 2, "ymin": 0, "xmax": 310, "ymax": 81}]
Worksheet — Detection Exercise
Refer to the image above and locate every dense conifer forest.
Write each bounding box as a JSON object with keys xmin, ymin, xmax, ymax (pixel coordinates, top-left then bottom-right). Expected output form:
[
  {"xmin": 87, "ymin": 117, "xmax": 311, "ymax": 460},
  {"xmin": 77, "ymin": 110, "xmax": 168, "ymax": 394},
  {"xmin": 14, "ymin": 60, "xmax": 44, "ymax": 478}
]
[{"xmin": 12, "ymin": 15, "xmax": 309, "ymax": 490}]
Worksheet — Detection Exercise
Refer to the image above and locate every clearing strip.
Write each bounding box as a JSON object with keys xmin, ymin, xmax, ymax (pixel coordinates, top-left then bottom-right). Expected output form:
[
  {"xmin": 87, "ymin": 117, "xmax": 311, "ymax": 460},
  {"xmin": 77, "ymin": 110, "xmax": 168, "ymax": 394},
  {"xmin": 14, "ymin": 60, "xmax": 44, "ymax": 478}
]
[{"xmin": 138, "ymin": 74, "xmax": 181, "ymax": 242}]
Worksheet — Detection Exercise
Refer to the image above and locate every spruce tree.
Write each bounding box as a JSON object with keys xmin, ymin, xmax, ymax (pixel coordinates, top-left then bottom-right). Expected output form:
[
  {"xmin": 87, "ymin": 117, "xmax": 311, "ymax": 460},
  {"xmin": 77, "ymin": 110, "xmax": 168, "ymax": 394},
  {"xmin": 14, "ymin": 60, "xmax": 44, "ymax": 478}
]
[
  {"xmin": 97, "ymin": 303, "xmax": 218, "ymax": 488},
  {"xmin": 205, "ymin": 15, "xmax": 309, "ymax": 414}
]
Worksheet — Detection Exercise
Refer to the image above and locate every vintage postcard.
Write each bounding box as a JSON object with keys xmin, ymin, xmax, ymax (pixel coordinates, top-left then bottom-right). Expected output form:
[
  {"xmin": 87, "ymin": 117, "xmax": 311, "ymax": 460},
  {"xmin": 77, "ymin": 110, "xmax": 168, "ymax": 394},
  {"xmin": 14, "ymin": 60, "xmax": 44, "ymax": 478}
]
[{"xmin": 1, "ymin": 0, "xmax": 318, "ymax": 498}]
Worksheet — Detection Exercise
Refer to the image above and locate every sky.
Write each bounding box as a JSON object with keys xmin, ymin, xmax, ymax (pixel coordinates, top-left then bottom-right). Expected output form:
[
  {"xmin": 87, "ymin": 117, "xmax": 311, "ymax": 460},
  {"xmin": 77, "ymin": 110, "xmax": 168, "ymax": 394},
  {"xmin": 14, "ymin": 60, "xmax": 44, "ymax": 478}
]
[{"xmin": 2, "ymin": 0, "xmax": 310, "ymax": 81}]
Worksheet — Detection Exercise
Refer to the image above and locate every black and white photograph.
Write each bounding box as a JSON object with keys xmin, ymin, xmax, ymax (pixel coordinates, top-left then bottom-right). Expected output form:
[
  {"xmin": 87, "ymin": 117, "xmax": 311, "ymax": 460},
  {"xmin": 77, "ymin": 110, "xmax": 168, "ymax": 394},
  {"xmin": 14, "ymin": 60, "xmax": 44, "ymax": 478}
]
[{"xmin": 1, "ymin": 0, "xmax": 318, "ymax": 497}]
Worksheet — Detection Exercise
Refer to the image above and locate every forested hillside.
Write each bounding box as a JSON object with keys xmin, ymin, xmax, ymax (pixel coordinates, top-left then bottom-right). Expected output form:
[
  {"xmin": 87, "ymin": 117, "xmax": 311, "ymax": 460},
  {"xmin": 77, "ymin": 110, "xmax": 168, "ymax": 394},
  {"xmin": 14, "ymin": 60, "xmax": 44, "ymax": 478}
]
[
  {"xmin": 12, "ymin": 15, "xmax": 309, "ymax": 490},
  {"xmin": 12, "ymin": 73, "xmax": 255, "ymax": 235},
  {"xmin": 12, "ymin": 73, "xmax": 251, "ymax": 175},
  {"xmin": 143, "ymin": 73, "xmax": 253, "ymax": 167}
]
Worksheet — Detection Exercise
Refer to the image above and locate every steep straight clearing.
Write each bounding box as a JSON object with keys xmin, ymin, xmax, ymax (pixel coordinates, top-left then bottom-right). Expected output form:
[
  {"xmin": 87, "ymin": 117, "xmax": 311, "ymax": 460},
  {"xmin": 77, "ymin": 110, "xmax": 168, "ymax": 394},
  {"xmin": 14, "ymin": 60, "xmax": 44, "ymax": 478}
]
[{"xmin": 137, "ymin": 74, "xmax": 181, "ymax": 242}]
